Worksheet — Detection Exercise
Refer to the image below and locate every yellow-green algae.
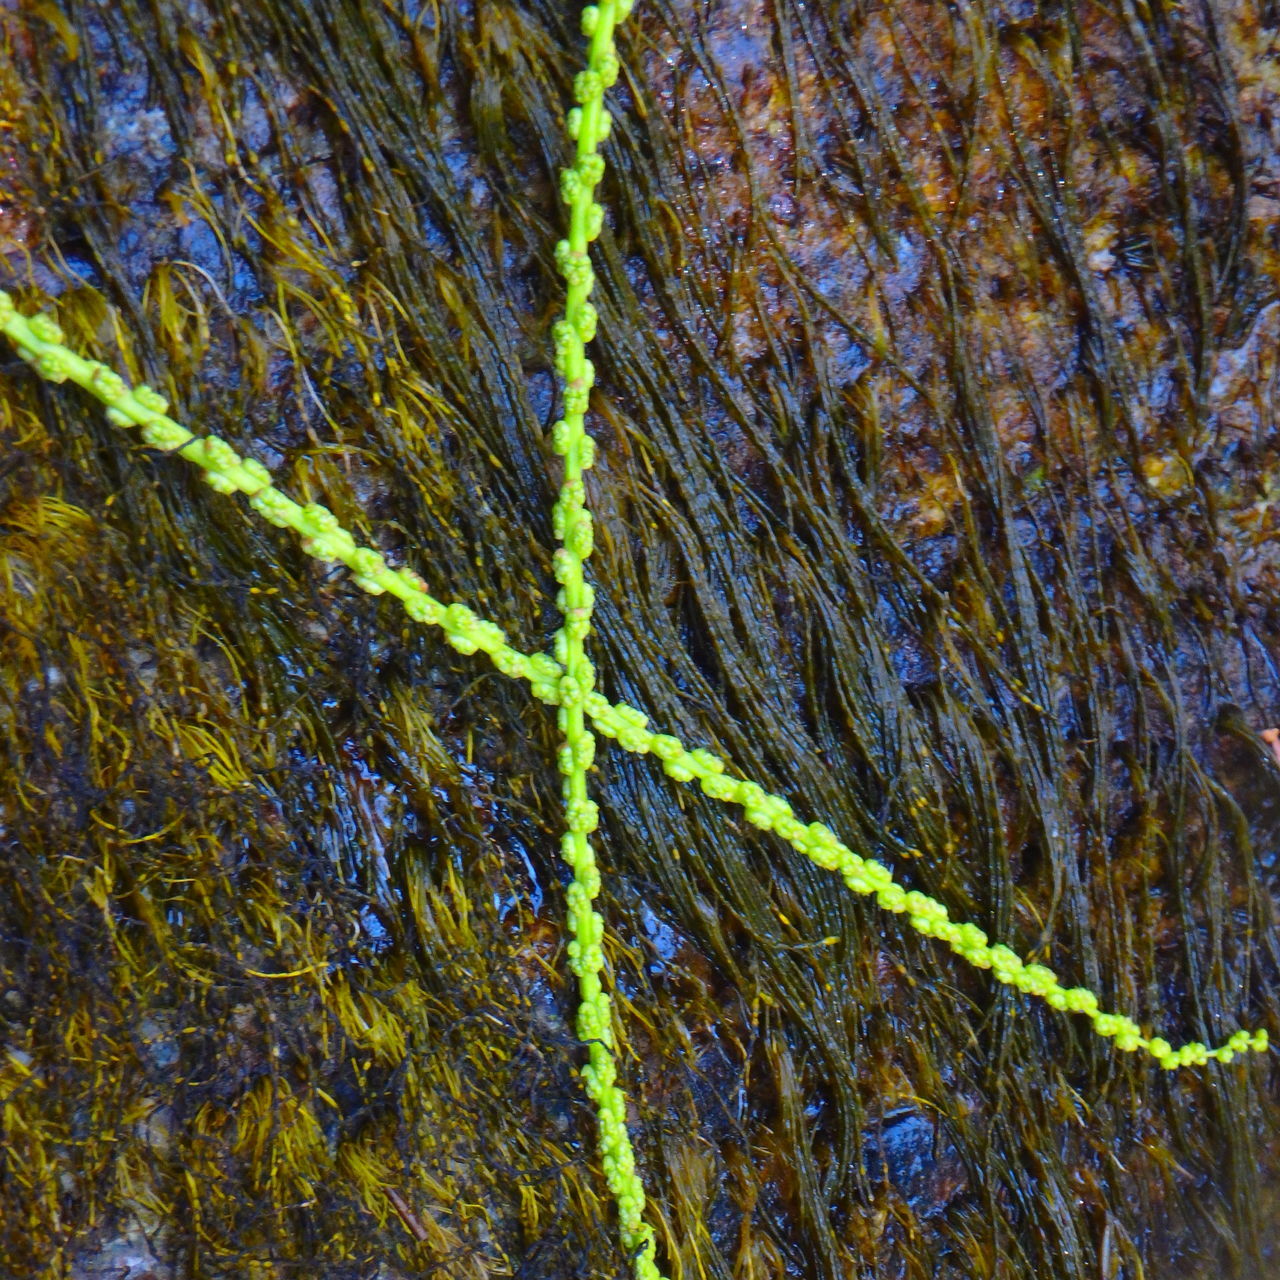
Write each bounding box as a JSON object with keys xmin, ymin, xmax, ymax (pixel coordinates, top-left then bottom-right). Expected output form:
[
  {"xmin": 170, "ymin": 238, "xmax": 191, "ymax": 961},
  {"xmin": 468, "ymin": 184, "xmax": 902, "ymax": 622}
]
[
  {"xmin": 0, "ymin": 288, "xmax": 1266, "ymax": 1068},
  {"xmin": 1, "ymin": 1, "xmax": 1279, "ymax": 1279}
]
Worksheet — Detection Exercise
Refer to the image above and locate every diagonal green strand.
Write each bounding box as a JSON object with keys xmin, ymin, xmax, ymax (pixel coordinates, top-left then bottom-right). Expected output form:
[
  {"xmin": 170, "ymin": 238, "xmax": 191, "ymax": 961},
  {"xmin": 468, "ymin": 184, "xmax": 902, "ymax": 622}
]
[
  {"xmin": 547, "ymin": 3, "xmax": 665, "ymax": 1277},
  {"xmin": 0, "ymin": 289, "xmax": 1267, "ymax": 1077}
]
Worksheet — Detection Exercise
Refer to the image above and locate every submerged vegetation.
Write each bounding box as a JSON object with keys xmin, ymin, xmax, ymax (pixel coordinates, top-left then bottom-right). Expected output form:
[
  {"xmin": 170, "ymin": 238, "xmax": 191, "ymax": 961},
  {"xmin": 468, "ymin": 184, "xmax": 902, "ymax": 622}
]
[{"xmin": 1, "ymin": 1, "xmax": 1279, "ymax": 1278}]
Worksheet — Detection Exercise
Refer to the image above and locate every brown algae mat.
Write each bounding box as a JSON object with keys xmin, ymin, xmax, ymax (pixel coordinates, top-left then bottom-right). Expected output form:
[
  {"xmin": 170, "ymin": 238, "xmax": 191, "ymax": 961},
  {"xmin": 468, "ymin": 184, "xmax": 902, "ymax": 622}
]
[{"xmin": 1, "ymin": 1, "xmax": 1279, "ymax": 1278}]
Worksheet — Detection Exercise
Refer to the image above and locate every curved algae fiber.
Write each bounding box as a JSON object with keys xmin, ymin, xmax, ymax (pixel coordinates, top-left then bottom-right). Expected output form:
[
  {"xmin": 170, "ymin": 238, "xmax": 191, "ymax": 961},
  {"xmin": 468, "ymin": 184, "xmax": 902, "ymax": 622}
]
[{"xmin": 0, "ymin": 1, "xmax": 1278, "ymax": 1279}]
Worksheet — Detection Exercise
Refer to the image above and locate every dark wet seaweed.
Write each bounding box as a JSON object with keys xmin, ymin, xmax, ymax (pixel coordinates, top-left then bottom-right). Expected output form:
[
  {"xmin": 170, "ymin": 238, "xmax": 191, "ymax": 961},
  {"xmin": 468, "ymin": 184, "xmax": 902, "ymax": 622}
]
[{"xmin": 0, "ymin": 0, "xmax": 1278, "ymax": 1277}]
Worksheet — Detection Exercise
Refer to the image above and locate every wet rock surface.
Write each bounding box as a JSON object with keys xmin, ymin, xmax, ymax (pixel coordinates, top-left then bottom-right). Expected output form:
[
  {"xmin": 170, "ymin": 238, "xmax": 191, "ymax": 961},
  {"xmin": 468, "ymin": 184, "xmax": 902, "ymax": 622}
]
[{"xmin": 1, "ymin": 1, "xmax": 1278, "ymax": 1278}]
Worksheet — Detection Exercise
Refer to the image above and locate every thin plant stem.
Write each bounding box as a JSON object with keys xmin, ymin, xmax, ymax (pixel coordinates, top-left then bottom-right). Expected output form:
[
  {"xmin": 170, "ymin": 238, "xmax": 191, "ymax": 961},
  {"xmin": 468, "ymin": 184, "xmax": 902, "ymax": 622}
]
[
  {"xmin": 547, "ymin": 2, "xmax": 665, "ymax": 1276},
  {"xmin": 0, "ymin": 292, "xmax": 1266, "ymax": 1079}
]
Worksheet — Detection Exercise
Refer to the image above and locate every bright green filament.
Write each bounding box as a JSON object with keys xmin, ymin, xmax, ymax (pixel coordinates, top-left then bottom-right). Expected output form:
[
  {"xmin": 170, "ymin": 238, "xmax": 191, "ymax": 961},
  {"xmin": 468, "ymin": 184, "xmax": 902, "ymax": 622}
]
[
  {"xmin": 0, "ymin": 288, "xmax": 1267, "ymax": 1085},
  {"xmin": 548, "ymin": 3, "xmax": 664, "ymax": 1277}
]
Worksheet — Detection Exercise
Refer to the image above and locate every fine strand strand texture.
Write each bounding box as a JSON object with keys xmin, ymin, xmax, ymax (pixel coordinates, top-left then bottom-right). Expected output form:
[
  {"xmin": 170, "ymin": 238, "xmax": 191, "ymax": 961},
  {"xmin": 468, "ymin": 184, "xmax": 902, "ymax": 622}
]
[{"xmin": 0, "ymin": 289, "xmax": 1267, "ymax": 1075}]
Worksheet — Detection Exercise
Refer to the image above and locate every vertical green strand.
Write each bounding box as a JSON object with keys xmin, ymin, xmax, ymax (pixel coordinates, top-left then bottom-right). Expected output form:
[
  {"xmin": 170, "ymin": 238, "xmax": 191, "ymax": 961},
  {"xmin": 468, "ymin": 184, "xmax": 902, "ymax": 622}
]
[{"xmin": 550, "ymin": 3, "xmax": 664, "ymax": 1279}]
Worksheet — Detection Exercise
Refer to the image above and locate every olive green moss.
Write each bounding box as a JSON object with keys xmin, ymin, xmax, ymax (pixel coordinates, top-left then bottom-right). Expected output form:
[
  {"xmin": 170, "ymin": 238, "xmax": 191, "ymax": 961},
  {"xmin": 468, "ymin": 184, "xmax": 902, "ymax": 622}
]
[{"xmin": 1, "ymin": 1, "xmax": 1278, "ymax": 1279}]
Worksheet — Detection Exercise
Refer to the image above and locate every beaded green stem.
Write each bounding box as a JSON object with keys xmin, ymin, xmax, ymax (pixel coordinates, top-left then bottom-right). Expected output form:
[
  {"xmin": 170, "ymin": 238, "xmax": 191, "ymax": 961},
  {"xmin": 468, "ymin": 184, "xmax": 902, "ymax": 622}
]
[
  {"xmin": 547, "ymin": 4, "xmax": 664, "ymax": 1278},
  {"xmin": 0, "ymin": 289, "xmax": 1267, "ymax": 1077}
]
